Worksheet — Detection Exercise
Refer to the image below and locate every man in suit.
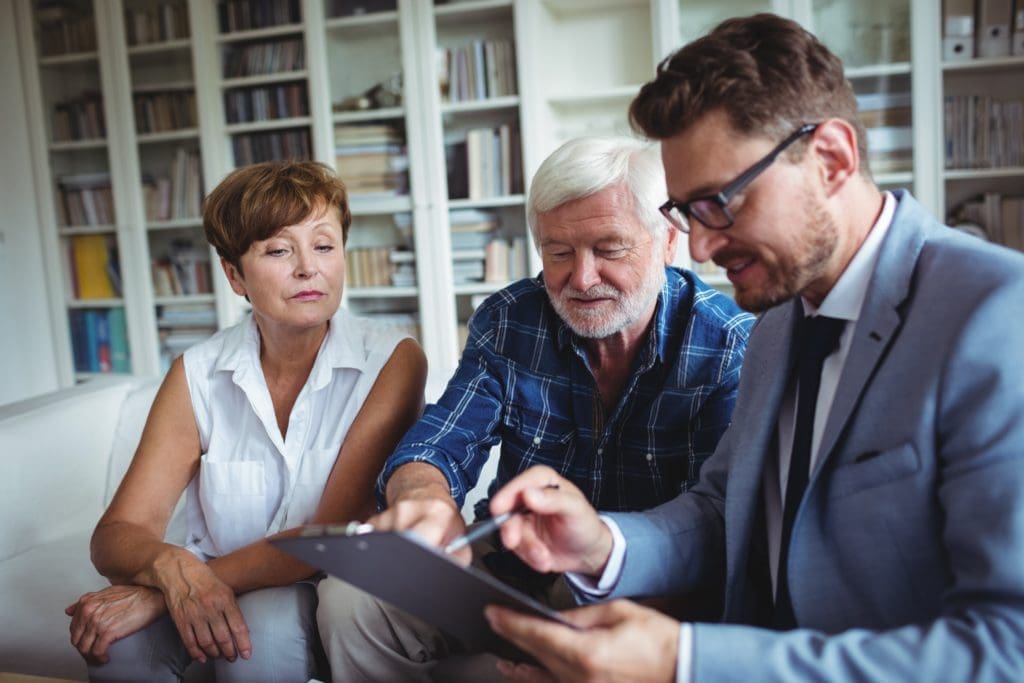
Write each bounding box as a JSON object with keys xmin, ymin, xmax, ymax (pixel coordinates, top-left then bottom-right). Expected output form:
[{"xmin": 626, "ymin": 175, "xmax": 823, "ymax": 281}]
[{"xmin": 483, "ymin": 13, "xmax": 1024, "ymax": 683}]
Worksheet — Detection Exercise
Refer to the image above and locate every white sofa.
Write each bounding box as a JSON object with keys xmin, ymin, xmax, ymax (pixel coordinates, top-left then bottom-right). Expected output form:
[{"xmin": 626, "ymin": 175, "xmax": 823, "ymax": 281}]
[{"xmin": 0, "ymin": 375, "xmax": 498, "ymax": 681}]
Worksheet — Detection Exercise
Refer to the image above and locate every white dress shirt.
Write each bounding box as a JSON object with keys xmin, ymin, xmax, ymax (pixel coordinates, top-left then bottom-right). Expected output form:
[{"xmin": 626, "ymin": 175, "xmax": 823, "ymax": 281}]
[
  {"xmin": 181, "ymin": 308, "xmax": 409, "ymax": 559},
  {"xmin": 569, "ymin": 192, "xmax": 897, "ymax": 682}
]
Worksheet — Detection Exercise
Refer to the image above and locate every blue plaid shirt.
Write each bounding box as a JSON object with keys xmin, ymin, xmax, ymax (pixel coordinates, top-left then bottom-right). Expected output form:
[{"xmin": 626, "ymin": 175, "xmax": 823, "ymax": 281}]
[{"xmin": 379, "ymin": 267, "xmax": 754, "ymax": 517}]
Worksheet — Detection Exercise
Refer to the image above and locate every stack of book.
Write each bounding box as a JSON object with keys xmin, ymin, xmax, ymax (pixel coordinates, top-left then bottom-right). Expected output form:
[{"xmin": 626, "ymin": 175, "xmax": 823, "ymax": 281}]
[
  {"xmin": 483, "ymin": 236, "xmax": 528, "ymax": 283},
  {"xmin": 52, "ymin": 92, "xmax": 106, "ymax": 141},
  {"xmin": 857, "ymin": 92, "xmax": 913, "ymax": 174},
  {"xmin": 334, "ymin": 124, "xmax": 409, "ymax": 197},
  {"xmin": 218, "ymin": 0, "xmax": 301, "ymax": 33},
  {"xmin": 157, "ymin": 303, "xmax": 217, "ymax": 370},
  {"xmin": 445, "ymin": 124, "xmax": 522, "ymax": 200},
  {"xmin": 944, "ymin": 94, "xmax": 1024, "ymax": 169},
  {"xmin": 450, "ymin": 209, "xmax": 498, "ymax": 284},
  {"xmin": 952, "ymin": 192, "xmax": 1024, "ymax": 251},
  {"xmin": 347, "ymin": 246, "xmax": 401, "ymax": 288},
  {"xmin": 225, "ymin": 81, "xmax": 308, "ymax": 123},
  {"xmin": 437, "ymin": 39, "xmax": 517, "ymax": 103},
  {"xmin": 151, "ymin": 238, "xmax": 211, "ymax": 297},
  {"xmin": 134, "ymin": 88, "xmax": 197, "ymax": 133},
  {"xmin": 222, "ymin": 38, "xmax": 305, "ymax": 78},
  {"xmin": 67, "ymin": 233, "xmax": 120, "ymax": 299},
  {"xmin": 69, "ymin": 308, "xmax": 130, "ymax": 374},
  {"xmin": 57, "ymin": 173, "xmax": 115, "ymax": 226},
  {"xmin": 232, "ymin": 128, "xmax": 311, "ymax": 165},
  {"xmin": 37, "ymin": 2, "xmax": 97, "ymax": 56},
  {"xmin": 143, "ymin": 148, "xmax": 203, "ymax": 221},
  {"xmin": 124, "ymin": 2, "xmax": 190, "ymax": 46}
]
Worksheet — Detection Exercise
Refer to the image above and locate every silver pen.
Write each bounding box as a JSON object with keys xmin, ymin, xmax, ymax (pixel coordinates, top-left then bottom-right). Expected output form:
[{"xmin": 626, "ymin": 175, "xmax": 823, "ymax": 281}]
[{"xmin": 443, "ymin": 483, "xmax": 559, "ymax": 554}]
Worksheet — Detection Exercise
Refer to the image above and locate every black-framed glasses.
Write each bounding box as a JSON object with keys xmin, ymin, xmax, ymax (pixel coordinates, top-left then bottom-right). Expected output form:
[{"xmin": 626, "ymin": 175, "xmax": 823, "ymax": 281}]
[{"xmin": 659, "ymin": 123, "xmax": 820, "ymax": 232}]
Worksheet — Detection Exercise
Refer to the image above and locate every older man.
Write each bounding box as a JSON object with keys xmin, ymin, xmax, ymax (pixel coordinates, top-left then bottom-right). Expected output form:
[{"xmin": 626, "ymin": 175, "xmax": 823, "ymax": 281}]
[
  {"xmin": 316, "ymin": 136, "xmax": 754, "ymax": 681},
  {"xmin": 485, "ymin": 13, "xmax": 1024, "ymax": 683}
]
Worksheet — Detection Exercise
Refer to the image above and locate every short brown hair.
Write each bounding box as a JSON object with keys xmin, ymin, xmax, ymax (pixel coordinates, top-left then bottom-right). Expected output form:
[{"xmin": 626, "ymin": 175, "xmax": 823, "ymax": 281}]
[
  {"xmin": 203, "ymin": 160, "xmax": 352, "ymax": 268},
  {"xmin": 629, "ymin": 13, "xmax": 869, "ymax": 173}
]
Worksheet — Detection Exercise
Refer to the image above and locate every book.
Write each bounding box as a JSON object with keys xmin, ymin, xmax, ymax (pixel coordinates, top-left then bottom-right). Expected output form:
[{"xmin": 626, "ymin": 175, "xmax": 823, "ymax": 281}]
[{"xmin": 71, "ymin": 235, "xmax": 115, "ymax": 299}]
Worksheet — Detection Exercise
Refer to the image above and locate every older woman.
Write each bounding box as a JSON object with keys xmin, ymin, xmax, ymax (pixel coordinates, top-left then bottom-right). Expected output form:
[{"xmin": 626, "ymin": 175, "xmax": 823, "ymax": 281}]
[{"xmin": 66, "ymin": 161, "xmax": 426, "ymax": 682}]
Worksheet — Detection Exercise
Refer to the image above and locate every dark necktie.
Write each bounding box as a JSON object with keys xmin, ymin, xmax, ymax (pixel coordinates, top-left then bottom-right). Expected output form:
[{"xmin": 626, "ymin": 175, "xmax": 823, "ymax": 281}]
[{"xmin": 772, "ymin": 314, "xmax": 846, "ymax": 629}]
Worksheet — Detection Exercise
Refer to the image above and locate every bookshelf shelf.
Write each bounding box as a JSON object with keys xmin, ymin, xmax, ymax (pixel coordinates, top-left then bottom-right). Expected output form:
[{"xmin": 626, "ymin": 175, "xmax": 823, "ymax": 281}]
[
  {"xmin": 58, "ymin": 225, "xmax": 118, "ymax": 236},
  {"xmin": 944, "ymin": 167, "xmax": 1024, "ymax": 181},
  {"xmin": 222, "ymin": 70, "xmax": 310, "ymax": 89},
  {"xmin": 39, "ymin": 51, "xmax": 99, "ymax": 67},
  {"xmin": 147, "ymin": 217, "xmax": 204, "ymax": 231},
  {"xmin": 349, "ymin": 196, "xmax": 413, "ymax": 215},
  {"xmin": 225, "ymin": 116, "xmax": 313, "ymax": 134},
  {"xmin": 448, "ymin": 195, "xmax": 526, "ymax": 209},
  {"xmin": 548, "ymin": 85, "xmax": 644, "ymax": 108},
  {"xmin": 441, "ymin": 96, "xmax": 520, "ymax": 115},
  {"xmin": 325, "ymin": 11, "xmax": 400, "ymax": 32},
  {"xmin": 876, "ymin": 171, "xmax": 914, "ymax": 186},
  {"xmin": 216, "ymin": 23, "xmax": 304, "ymax": 43},
  {"xmin": 137, "ymin": 129, "xmax": 200, "ymax": 144},
  {"xmin": 49, "ymin": 139, "xmax": 108, "ymax": 152},
  {"xmin": 845, "ymin": 62, "xmax": 912, "ymax": 79},
  {"xmin": 333, "ymin": 107, "xmax": 405, "ymax": 124},
  {"xmin": 67, "ymin": 298, "xmax": 126, "ymax": 308},
  {"xmin": 435, "ymin": 0, "xmax": 513, "ymax": 23},
  {"xmin": 154, "ymin": 293, "xmax": 216, "ymax": 305},
  {"xmin": 347, "ymin": 286, "xmax": 419, "ymax": 299},
  {"xmin": 453, "ymin": 281, "xmax": 506, "ymax": 296},
  {"xmin": 943, "ymin": 56, "xmax": 1024, "ymax": 74},
  {"xmin": 127, "ymin": 38, "xmax": 192, "ymax": 56}
]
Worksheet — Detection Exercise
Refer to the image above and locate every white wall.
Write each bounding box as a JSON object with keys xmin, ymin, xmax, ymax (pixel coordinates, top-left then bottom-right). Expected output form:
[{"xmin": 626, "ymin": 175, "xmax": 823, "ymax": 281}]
[{"xmin": 0, "ymin": 0, "xmax": 60, "ymax": 405}]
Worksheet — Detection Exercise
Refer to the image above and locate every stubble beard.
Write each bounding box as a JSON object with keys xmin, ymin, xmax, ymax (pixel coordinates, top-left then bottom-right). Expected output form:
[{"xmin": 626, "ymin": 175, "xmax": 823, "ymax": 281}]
[{"xmin": 732, "ymin": 199, "xmax": 838, "ymax": 313}]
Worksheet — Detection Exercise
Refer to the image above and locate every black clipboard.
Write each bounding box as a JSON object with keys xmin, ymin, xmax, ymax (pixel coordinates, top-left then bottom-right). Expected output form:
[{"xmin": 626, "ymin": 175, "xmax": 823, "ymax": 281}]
[{"xmin": 272, "ymin": 526, "xmax": 575, "ymax": 656}]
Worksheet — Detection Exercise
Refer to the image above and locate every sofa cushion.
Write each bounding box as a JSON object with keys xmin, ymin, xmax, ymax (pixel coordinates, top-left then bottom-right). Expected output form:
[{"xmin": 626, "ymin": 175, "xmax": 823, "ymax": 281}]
[{"xmin": 0, "ymin": 530, "xmax": 103, "ymax": 679}]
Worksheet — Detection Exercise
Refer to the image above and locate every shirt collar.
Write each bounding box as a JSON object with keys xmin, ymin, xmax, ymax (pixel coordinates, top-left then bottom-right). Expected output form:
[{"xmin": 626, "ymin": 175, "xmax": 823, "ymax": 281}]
[
  {"xmin": 802, "ymin": 191, "xmax": 896, "ymax": 322},
  {"xmin": 213, "ymin": 308, "xmax": 366, "ymax": 391}
]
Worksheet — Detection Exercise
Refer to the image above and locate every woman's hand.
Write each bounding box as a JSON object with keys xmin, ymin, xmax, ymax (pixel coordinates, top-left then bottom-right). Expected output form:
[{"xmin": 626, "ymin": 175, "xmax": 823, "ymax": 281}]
[
  {"xmin": 155, "ymin": 552, "xmax": 252, "ymax": 663},
  {"xmin": 66, "ymin": 584, "xmax": 166, "ymax": 664}
]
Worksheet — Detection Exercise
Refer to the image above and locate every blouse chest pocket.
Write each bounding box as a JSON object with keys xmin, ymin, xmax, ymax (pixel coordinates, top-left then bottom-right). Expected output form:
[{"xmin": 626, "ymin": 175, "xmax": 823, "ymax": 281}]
[{"xmin": 198, "ymin": 458, "xmax": 268, "ymax": 556}]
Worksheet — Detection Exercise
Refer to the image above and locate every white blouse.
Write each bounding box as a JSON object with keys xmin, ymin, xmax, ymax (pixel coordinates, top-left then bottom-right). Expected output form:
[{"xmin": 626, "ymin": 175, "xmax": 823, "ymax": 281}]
[{"xmin": 181, "ymin": 308, "xmax": 410, "ymax": 559}]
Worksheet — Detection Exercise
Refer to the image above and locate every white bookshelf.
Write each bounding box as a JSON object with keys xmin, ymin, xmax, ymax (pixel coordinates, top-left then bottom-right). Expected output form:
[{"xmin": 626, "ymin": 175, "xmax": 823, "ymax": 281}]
[{"xmin": 16, "ymin": 0, "xmax": 1023, "ymax": 388}]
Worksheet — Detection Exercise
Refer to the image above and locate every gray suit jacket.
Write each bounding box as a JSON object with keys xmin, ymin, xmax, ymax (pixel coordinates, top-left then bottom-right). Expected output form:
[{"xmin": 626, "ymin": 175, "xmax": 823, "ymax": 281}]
[{"xmin": 608, "ymin": 191, "xmax": 1024, "ymax": 681}]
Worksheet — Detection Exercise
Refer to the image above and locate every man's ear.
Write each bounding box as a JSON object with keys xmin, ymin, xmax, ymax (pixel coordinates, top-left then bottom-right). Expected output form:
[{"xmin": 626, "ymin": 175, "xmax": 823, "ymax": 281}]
[
  {"xmin": 662, "ymin": 221, "xmax": 680, "ymax": 265},
  {"xmin": 810, "ymin": 118, "xmax": 859, "ymax": 197},
  {"xmin": 221, "ymin": 257, "xmax": 247, "ymax": 297}
]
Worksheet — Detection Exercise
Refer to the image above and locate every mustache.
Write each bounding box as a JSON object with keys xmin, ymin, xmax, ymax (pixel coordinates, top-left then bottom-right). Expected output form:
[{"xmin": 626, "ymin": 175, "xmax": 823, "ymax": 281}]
[{"xmin": 561, "ymin": 284, "xmax": 621, "ymax": 301}]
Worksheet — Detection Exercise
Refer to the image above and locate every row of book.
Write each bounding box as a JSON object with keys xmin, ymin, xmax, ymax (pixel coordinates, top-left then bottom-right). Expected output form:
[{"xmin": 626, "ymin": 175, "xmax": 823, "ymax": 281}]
[
  {"xmin": 53, "ymin": 92, "xmax": 106, "ymax": 142},
  {"xmin": 361, "ymin": 312, "xmax": 419, "ymax": 342},
  {"xmin": 944, "ymin": 95, "xmax": 1024, "ymax": 169},
  {"xmin": 232, "ymin": 128, "xmax": 311, "ymax": 165},
  {"xmin": 335, "ymin": 124, "xmax": 409, "ymax": 197},
  {"xmin": 952, "ymin": 192, "xmax": 1024, "ymax": 251},
  {"xmin": 143, "ymin": 148, "xmax": 203, "ymax": 222},
  {"xmin": 67, "ymin": 234, "xmax": 121, "ymax": 300},
  {"xmin": 225, "ymin": 82, "xmax": 309, "ymax": 123},
  {"xmin": 157, "ymin": 304, "xmax": 218, "ymax": 372},
  {"xmin": 57, "ymin": 174, "xmax": 115, "ymax": 227},
  {"xmin": 347, "ymin": 247, "xmax": 414, "ymax": 288},
  {"xmin": 70, "ymin": 308, "xmax": 130, "ymax": 374},
  {"xmin": 218, "ymin": 0, "xmax": 302, "ymax": 34},
  {"xmin": 942, "ymin": 0, "xmax": 1024, "ymax": 60},
  {"xmin": 857, "ymin": 92, "xmax": 913, "ymax": 174},
  {"xmin": 124, "ymin": 3, "xmax": 191, "ymax": 47},
  {"xmin": 152, "ymin": 241, "xmax": 212, "ymax": 297},
  {"xmin": 446, "ymin": 125, "xmax": 523, "ymax": 200},
  {"xmin": 223, "ymin": 39, "xmax": 305, "ymax": 79},
  {"xmin": 437, "ymin": 39, "xmax": 517, "ymax": 103},
  {"xmin": 134, "ymin": 89, "xmax": 197, "ymax": 134},
  {"xmin": 37, "ymin": 3, "xmax": 96, "ymax": 56}
]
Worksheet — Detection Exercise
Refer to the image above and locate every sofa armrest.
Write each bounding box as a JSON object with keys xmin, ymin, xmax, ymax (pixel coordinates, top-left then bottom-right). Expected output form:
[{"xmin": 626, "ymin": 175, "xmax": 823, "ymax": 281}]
[{"xmin": 0, "ymin": 377, "xmax": 138, "ymax": 561}]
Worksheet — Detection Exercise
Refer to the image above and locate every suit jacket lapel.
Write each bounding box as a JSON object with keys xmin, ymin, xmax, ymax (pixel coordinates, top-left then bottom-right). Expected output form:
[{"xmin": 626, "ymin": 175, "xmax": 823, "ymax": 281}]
[{"xmin": 813, "ymin": 191, "xmax": 927, "ymax": 473}]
